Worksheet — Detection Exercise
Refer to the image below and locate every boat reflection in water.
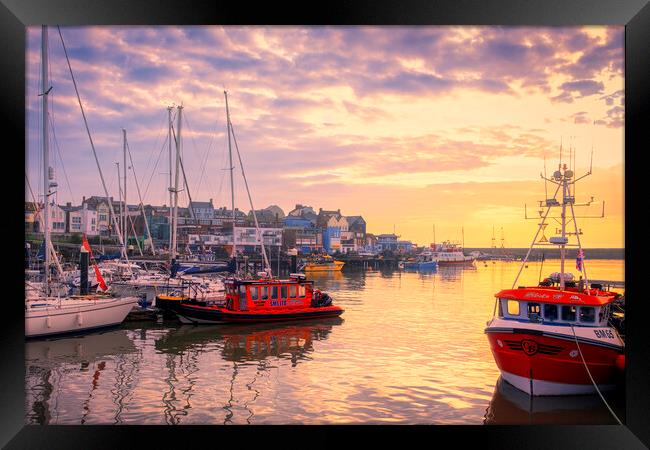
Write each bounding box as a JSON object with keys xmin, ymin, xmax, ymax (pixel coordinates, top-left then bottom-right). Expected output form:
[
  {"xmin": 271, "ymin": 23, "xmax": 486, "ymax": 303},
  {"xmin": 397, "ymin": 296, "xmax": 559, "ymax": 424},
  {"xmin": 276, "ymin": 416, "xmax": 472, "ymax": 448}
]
[
  {"xmin": 25, "ymin": 329, "xmax": 137, "ymax": 425},
  {"xmin": 156, "ymin": 318, "xmax": 344, "ymax": 363},
  {"xmin": 483, "ymin": 377, "xmax": 624, "ymax": 425},
  {"xmin": 154, "ymin": 318, "xmax": 344, "ymax": 424}
]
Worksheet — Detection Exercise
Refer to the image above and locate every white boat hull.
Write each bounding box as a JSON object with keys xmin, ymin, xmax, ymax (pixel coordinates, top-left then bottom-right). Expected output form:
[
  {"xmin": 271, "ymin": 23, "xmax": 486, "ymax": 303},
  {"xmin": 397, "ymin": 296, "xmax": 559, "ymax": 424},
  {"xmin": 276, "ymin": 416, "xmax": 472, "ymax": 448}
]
[
  {"xmin": 25, "ymin": 297, "xmax": 138, "ymax": 338},
  {"xmin": 500, "ymin": 370, "xmax": 616, "ymax": 396}
]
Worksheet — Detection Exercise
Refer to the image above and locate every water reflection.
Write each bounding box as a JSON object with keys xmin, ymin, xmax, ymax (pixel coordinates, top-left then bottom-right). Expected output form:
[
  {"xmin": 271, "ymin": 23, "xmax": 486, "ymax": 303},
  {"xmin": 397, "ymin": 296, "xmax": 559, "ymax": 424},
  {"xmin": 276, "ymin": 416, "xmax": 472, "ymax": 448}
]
[
  {"xmin": 156, "ymin": 319, "xmax": 344, "ymax": 424},
  {"xmin": 484, "ymin": 377, "xmax": 622, "ymax": 425},
  {"xmin": 25, "ymin": 329, "xmax": 137, "ymax": 425},
  {"xmin": 155, "ymin": 318, "xmax": 344, "ymax": 363}
]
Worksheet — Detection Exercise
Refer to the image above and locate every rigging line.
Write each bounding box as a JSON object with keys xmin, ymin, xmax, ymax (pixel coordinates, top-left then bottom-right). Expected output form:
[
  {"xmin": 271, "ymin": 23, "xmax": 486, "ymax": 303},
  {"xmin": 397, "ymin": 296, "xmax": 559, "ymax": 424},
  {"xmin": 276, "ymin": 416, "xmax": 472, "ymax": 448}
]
[
  {"xmin": 183, "ymin": 110, "xmax": 218, "ymax": 200},
  {"xmin": 570, "ymin": 325, "xmax": 623, "ymax": 426},
  {"xmin": 229, "ymin": 120, "xmax": 271, "ymax": 272},
  {"xmin": 126, "ymin": 137, "xmax": 156, "ymax": 255},
  {"xmin": 140, "ymin": 110, "xmax": 170, "ymax": 194},
  {"xmin": 48, "ymin": 112, "xmax": 76, "ymax": 204},
  {"xmin": 181, "ymin": 110, "xmax": 211, "ymax": 199},
  {"xmin": 142, "ymin": 133, "xmax": 168, "ymax": 202},
  {"xmin": 57, "ymin": 26, "xmax": 130, "ymax": 267}
]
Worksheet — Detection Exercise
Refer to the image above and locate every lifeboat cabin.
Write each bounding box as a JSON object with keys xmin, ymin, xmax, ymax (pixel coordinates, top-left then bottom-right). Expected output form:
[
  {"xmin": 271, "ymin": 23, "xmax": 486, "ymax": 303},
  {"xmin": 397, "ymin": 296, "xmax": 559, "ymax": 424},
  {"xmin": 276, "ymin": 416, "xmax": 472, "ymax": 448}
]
[
  {"xmin": 174, "ymin": 273, "xmax": 344, "ymax": 324},
  {"xmin": 485, "ymin": 284, "xmax": 624, "ymax": 396}
]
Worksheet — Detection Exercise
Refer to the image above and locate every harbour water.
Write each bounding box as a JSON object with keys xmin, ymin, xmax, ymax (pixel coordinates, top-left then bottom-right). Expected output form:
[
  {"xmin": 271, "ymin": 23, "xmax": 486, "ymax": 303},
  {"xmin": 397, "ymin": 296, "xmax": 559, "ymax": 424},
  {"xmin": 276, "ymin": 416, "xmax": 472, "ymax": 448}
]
[{"xmin": 25, "ymin": 259, "xmax": 625, "ymax": 425}]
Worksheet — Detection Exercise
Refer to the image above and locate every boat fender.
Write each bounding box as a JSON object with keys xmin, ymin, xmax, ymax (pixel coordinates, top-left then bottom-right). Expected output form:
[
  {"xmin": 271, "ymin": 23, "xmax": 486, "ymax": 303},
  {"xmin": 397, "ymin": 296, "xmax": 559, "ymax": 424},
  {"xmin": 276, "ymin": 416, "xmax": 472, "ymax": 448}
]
[
  {"xmin": 46, "ymin": 316, "xmax": 51, "ymax": 328},
  {"xmin": 77, "ymin": 312, "xmax": 83, "ymax": 326},
  {"xmin": 615, "ymin": 354, "xmax": 625, "ymax": 371}
]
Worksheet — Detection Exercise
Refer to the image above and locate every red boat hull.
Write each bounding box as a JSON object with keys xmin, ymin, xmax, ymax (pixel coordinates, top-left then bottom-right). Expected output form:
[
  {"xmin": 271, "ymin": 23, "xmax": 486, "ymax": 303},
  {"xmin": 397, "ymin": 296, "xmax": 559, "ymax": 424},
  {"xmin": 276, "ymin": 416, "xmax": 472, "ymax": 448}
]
[
  {"xmin": 175, "ymin": 303, "xmax": 344, "ymax": 324},
  {"xmin": 486, "ymin": 330, "xmax": 623, "ymax": 395}
]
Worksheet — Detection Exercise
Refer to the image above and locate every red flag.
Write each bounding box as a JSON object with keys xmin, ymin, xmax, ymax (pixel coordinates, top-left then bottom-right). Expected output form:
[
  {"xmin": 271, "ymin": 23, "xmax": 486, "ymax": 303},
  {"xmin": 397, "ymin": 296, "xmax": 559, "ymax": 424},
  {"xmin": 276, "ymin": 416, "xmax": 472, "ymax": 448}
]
[
  {"xmin": 82, "ymin": 234, "xmax": 108, "ymax": 291},
  {"xmin": 94, "ymin": 265, "xmax": 108, "ymax": 291}
]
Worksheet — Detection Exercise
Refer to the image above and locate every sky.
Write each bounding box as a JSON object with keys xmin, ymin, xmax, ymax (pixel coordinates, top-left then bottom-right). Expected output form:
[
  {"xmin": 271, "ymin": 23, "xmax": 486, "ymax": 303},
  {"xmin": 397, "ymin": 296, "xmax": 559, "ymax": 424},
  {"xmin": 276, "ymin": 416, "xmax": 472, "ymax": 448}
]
[{"xmin": 25, "ymin": 26, "xmax": 624, "ymax": 248}]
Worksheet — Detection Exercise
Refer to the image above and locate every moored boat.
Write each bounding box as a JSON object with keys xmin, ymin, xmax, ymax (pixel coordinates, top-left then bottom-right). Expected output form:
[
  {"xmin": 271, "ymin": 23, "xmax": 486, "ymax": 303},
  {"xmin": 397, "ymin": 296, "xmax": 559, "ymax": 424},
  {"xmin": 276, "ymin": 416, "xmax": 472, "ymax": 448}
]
[
  {"xmin": 485, "ymin": 157, "xmax": 624, "ymax": 396},
  {"xmin": 300, "ymin": 254, "xmax": 345, "ymax": 272},
  {"xmin": 400, "ymin": 251, "xmax": 438, "ymax": 271},
  {"xmin": 173, "ymin": 273, "xmax": 344, "ymax": 324},
  {"xmin": 430, "ymin": 241, "xmax": 475, "ymax": 266}
]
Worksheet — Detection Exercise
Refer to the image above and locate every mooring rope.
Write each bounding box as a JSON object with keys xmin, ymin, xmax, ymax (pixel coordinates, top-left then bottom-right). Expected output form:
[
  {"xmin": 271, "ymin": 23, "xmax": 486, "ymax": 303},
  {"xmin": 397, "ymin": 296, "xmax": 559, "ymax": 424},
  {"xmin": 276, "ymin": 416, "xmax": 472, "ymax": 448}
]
[{"xmin": 570, "ymin": 325, "xmax": 623, "ymax": 425}]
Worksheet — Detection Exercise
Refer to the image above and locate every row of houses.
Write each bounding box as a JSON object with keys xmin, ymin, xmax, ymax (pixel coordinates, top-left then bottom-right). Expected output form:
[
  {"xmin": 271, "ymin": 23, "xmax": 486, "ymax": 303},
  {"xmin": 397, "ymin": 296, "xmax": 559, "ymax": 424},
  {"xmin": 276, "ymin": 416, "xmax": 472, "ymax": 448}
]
[{"xmin": 25, "ymin": 197, "xmax": 415, "ymax": 255}]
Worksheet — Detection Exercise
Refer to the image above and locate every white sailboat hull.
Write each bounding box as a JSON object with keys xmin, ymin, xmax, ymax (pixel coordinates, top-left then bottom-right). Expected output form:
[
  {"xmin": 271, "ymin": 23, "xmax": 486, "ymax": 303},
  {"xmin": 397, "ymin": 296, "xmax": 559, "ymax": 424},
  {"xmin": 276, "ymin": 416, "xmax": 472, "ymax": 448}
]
[{"xmin": 25, "ymin": 297, "xmax": 138, "ymax": 338}]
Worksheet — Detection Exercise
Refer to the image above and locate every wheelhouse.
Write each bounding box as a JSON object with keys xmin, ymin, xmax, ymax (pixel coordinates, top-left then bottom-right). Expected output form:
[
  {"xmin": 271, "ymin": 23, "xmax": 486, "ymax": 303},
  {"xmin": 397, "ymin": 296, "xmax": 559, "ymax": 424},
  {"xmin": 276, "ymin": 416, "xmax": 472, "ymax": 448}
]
[
  {"xmin": 224, "ymin": 275, "xmax": 314, "ymax": 311},
  {"xmin": 494, "ymin": 288, "xmax": 617, "ymax": 327}
]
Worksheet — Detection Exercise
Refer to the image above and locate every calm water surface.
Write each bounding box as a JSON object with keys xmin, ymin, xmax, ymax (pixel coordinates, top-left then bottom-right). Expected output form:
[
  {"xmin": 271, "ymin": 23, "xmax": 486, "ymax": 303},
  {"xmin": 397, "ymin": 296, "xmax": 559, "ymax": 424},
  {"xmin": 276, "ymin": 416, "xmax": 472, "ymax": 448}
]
[{"xmin": 25, "ymin": 259, "xmax": 625, "ymax": 425}]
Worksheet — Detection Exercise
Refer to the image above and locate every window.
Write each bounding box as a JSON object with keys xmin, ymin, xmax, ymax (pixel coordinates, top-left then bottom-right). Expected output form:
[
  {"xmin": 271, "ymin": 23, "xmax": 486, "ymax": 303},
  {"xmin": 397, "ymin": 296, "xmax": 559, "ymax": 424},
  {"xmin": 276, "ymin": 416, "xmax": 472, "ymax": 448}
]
[
  {"xmin": 91, "ymin": 218, "xmax": 96, "ymax": 225},
  {"xmin": 544, "ymin": 304, "xmax": 558, "ymax": 321},
  {"xmin": 281, "ymin": 286, "xmax": 288, "ymax": 299},
  {"xmin": 528, "ymin": 303, "xmax": 542, "ymax": 319},
  {"xmin": 506, "ymin": 300, "xmax": 520, "ymax": 316},
  {"xmin": 561, "ymin": 305, "xmax": 577, "ymax": 321},
  {"xmin": 271, "ymin": 286, "xmax": 278, "ymax": 299},
  {"xmin": 289, "ymin": 285, "xmax": 297, "ymax": 298},
  {"xmin": 250, "ymin": 286, "xmax": 258, "ymax": 301},
  {"xmin": 260, "ymin": 286, "xmax": 269, "ymax": 300},
  {"xmin": 298, "ymin": 285, "xmax": 305, "ymax": 297},
  {"xmin": 99, "ymin": 214, "xmax": 107, "ymax": 221},
  {"xmin": 579, "ymin": 307, "xmax": 595, "ymax": 323}
]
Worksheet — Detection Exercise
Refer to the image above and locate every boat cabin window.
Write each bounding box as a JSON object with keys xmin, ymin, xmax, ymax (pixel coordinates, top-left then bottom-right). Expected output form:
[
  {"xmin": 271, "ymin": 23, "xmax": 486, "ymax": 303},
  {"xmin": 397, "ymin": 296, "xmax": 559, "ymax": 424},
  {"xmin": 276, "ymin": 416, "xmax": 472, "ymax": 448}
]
[
  {"xmin": 238, "ymin": 285, "xmax": 246, "ymax": 298},
  {"xmin": 260, "ymin": 286, "xmax": 269, "ymax": 301},
  {"xmin": 271, "ymin": 286, "xmax": 278, "ymax": 300},
  {"xmin": 250, "ymin": 286, "xmax": 259, "ymax": 301},
  {"xmin": 579, "ymin": 306, "xmax": 595, "ymax": 323},
  {"xmin": 289, "ymin": 285, "xmax": 298, "ymax": 298},
  {"xmin": 281, "ymin": 286, "xmax": 288, "ymax": 299},
  {"xmin": 298, "ymin": 284, "xmax": 306, "ymax": 297},
  {"xmin": 561, "ymin": 305, "xmax": 577, "ymax": 321},
  {"xmin": 543, "ymin": 304, "xmax": 558, "ymax": 321},
  {"xmin": 506, "ymin": 300, "xmax": 520, "ymax": 317},
  {"xmin": 527, "ymin": 303, "xmax": 541, "ymax": 321}
]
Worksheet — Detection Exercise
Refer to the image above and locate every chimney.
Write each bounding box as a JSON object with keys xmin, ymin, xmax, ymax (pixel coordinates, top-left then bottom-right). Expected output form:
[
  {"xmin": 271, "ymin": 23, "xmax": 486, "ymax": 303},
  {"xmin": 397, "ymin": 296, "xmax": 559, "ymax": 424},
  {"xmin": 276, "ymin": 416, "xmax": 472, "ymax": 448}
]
[
  {"xmin": 66, "ymin": 202, "xmax": 71, "ymax": 207},
  {"xmin": 209, "ymin": 198, "xmax": 213, "ymax": 205},
  {"xmin": 82, "ymin": 196, "xmax": 86, "ymax": 204}
]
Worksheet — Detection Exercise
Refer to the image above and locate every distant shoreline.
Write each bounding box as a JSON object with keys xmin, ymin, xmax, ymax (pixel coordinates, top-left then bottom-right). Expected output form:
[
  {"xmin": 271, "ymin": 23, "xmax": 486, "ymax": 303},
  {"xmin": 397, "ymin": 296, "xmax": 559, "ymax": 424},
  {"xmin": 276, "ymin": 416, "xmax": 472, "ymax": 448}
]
[{"xmin": 464, "ymin": 248, "xmax": 625, "ymax": 260}]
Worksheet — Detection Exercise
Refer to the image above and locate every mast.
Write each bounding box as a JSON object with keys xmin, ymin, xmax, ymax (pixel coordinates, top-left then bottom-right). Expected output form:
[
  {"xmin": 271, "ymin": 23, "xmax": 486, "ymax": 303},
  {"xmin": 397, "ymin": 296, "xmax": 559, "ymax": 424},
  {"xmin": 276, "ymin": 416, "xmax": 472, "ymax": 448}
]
[
  {"xmin": 123, "ymin": 128, "xmax": 127, "ymax": 249},
  {"xmin": 559, "ymin": 163, "xmax": 567, "ymax": 289},
  {"xmin": 116, "ymin": 162, "xmax": 122, "ymax": 249},
  {"xmin": 41, "ymin": 25, "xmax": 51, "ymax": 294},
  {"xmin": 171, "ymin": 105, "xmax": 183, "ymax": 260},
  {"xmin": 167, "ymin": 106, "xmax": 173, "ymax": 255},
  {"xmin": 224, "ymin": 91, "xmax": 236, "ymax": 259}
]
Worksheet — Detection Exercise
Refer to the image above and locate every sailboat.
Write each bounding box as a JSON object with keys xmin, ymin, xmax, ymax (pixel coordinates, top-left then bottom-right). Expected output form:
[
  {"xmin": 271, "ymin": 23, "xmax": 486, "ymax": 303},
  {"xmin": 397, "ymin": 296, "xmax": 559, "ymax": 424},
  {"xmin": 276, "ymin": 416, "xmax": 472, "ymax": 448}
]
[
  {"xmin": 170, "ymin": 91, "xmax": 344, "ymax": 324},
  {"xmin": 107, "ymin": 105, "xmax": 227, "ymax": 309},
  {"xmin": 484, "ymin": 152, "xmax": 624, "ymax": 396},
  {"xmin": 25, "ymin": 26, "xmax": 138, "ymax": 338}
]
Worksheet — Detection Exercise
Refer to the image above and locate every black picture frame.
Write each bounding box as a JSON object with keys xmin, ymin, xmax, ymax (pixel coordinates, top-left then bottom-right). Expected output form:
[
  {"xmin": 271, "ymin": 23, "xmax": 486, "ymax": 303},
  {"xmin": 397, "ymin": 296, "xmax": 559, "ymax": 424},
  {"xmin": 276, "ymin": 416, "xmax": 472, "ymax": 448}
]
[{"xmin": 3, "ymin": 0, "xmax": 648, "ymax": 448}]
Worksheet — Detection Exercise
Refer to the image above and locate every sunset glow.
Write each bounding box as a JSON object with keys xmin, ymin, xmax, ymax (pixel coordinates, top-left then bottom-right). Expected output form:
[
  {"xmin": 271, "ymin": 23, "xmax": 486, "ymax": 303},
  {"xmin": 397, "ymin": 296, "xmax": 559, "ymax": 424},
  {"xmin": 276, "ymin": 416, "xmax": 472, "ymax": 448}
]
[{"xmin": 25, "ymin": 26, "xmax": 624, "ymax": 248}]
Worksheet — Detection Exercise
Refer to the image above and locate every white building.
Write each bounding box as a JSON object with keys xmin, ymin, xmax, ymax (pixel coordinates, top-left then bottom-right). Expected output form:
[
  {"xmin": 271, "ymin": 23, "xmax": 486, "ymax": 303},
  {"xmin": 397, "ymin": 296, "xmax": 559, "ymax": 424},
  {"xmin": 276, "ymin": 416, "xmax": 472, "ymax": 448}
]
[
  {"xmin": 34, "ymin": 203, "xmax": 66, "ymax": 234},
  {"xmin": 62, "ymin": 203, "xmax": 99, "ymax": 236}
]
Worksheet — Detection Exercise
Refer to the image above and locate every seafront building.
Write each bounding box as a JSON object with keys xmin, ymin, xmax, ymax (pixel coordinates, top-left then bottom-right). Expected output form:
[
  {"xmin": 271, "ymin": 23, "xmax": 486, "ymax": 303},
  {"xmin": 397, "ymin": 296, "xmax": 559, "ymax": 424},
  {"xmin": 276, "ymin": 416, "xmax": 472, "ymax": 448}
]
[{"xmin": 25, "ymin": 198, "xmax": 413, "ymax": 256}]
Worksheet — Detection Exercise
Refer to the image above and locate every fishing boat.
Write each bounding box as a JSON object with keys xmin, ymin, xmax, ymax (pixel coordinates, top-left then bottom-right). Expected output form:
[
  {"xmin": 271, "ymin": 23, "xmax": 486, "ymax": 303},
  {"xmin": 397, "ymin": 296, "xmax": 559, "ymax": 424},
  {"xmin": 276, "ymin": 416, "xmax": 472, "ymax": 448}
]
[
  {"xmin": 300, "ymin": 254, "xmax": 345, "ymax": 272},
  {"xmin": 430, "ymin": 241, "xmax": 475, "ymax": 266},
  {"xmin": 485, "ymin": 156, "xmax": 624, "ymax": 396},
  {"xmin": 174, "ymin": 273, "xmax": 343, "ymax": 324}
]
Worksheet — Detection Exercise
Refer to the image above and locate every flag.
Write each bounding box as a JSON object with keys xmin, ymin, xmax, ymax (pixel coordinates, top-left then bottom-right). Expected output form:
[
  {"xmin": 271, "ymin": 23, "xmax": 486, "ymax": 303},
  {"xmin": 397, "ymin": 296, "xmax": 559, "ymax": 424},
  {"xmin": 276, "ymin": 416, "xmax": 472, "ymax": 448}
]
[
  {"xmin": 576, "ymin": 249, "xmax": 584, "ymax": 271},
  {"xmin": 82, "ymin": 234, "xmax": 108, "ymax": 291}
]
